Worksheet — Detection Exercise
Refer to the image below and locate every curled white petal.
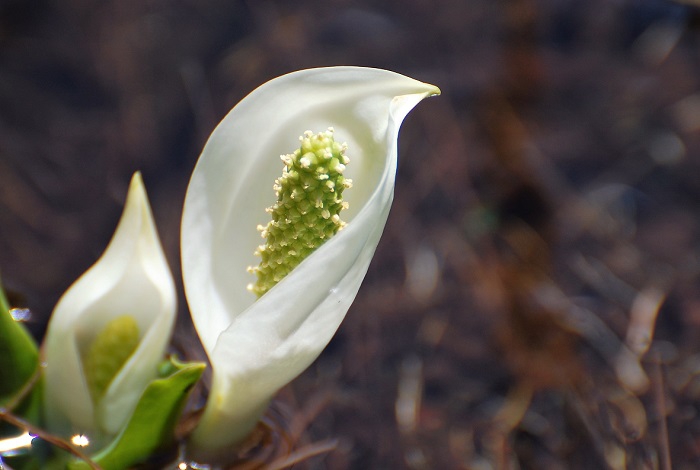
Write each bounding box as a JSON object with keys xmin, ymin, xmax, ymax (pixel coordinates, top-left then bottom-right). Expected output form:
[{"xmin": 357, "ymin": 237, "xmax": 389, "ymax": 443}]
[
  {"xmin": 43, "ymin": 172, "xmax": 176, "ymax": 442},
  {"xmin": 182, "ymin": 66, "xmax": 439, "ymax": 457}
]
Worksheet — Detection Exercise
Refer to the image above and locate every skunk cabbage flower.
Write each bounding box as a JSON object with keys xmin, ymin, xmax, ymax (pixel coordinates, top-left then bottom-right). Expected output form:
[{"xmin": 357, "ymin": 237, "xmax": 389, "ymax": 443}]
[
  {"xmin": 181, "ymin": 66, "xmax": 439, "ymax": 459},
  {"xmin": 43, "ymin": 173, "xmax": 176, "ymax": 447}
]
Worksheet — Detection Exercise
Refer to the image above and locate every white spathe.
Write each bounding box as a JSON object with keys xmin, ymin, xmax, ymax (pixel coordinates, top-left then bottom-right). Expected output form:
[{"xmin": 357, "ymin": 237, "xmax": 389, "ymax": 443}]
[
  {"xmin": 43, "ymin": 172, "xmax": 177, "ymax": 444},
  {"xmin": 181, "ymin": 66, "xmax": 439, "ymax": 458}
]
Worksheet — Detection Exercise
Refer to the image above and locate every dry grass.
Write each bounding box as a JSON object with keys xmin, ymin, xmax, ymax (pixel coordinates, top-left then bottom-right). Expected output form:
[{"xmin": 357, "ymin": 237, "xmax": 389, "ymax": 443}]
[{"xmin": 2, "ymin": 0, "xmax": 700, "ymax": 468}]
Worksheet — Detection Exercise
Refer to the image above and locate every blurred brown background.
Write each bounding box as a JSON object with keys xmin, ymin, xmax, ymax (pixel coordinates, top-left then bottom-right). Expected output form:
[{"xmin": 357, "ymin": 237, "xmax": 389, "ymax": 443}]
[{"xmin": 2, "ymin": 0, "xmax": 700, "ymax": 468}]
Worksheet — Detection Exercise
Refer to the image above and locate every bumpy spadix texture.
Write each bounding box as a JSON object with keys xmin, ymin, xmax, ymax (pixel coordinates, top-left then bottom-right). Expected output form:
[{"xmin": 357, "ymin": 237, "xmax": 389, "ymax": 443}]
[
  {"xmin": 249, "ymin": 128, "xmax": 351, "ymax": 297},
  {"xmin": 43, "ymin": 173, "xmax": 176, "ymax": 446},
  {"xmin": 181, "ymin": 67, "xmax": 439, "ymax": 461}
]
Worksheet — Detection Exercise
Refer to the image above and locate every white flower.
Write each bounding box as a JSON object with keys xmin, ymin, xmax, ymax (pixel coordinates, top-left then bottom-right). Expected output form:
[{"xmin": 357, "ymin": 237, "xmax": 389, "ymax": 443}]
[
  {"xmin": 43, "ymin": 172, "xmax": 176, "ymax": 446},
  {"xmin": 181, "ymin": 66, "xmax": 439, "ymax": 459}
]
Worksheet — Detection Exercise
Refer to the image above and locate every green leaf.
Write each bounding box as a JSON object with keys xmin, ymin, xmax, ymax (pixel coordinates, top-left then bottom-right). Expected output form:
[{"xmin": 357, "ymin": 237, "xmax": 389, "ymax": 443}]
[
  {"xmin": 0, "ymin": 275, "xmax": 9, "ymax": 313},
  {"xmin": 0, "ymin": 273, "xmax": 39, "ymax": 406},
  {"xmin": 67, "ymin": 356, "xmax": 205, "ymax": 470}
]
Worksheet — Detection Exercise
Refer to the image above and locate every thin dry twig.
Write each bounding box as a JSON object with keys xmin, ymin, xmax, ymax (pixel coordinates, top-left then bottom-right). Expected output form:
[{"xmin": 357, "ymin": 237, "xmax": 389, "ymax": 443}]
[
  {"xmin": 267, "ymin": 439, "xmax": 339, "ymax": 470},
  {"xmin": 0, "ymin": 410, "xmax": 101, "ymax": 470},
  {"xmin": 2, "ymin": 366, "xmax": 41, "ymax": 413},
  {"xmin": 652, "ymin": 352, "xmax": 672, "ymax": 470}
]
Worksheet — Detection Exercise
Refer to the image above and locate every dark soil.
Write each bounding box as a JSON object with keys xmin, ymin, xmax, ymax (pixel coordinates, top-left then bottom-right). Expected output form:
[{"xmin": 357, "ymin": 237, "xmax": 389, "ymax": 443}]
[{"xmin": 2, "ymin": 0, "xmax": 700, "ymax": 468}]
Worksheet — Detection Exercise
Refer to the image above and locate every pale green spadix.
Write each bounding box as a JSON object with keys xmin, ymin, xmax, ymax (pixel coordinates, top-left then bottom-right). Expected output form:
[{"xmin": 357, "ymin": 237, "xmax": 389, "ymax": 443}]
[
  {"xmin": 248, "ymin": 128, "xmax": 351, "ymax": 297},
  {"xmin": 83, "ymin": 315, "xmax": 140, "ymax": 402}
]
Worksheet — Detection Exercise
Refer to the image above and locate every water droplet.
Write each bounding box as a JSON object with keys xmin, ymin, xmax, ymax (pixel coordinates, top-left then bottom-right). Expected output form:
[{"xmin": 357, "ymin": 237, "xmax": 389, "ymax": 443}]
[
  {"xmin": 9, "ymin": 308, "xmax": 31, "ymax": 322},
  {"xmin": 70, "ymin": 434, "xmax": 90, "ymax": 447}
]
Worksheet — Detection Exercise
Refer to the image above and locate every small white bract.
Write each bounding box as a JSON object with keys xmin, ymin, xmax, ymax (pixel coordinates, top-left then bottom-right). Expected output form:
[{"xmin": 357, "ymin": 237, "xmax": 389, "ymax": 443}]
[{"xmin": 43, "ymin": 173, "xmax": 176, "ymax": 447}]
